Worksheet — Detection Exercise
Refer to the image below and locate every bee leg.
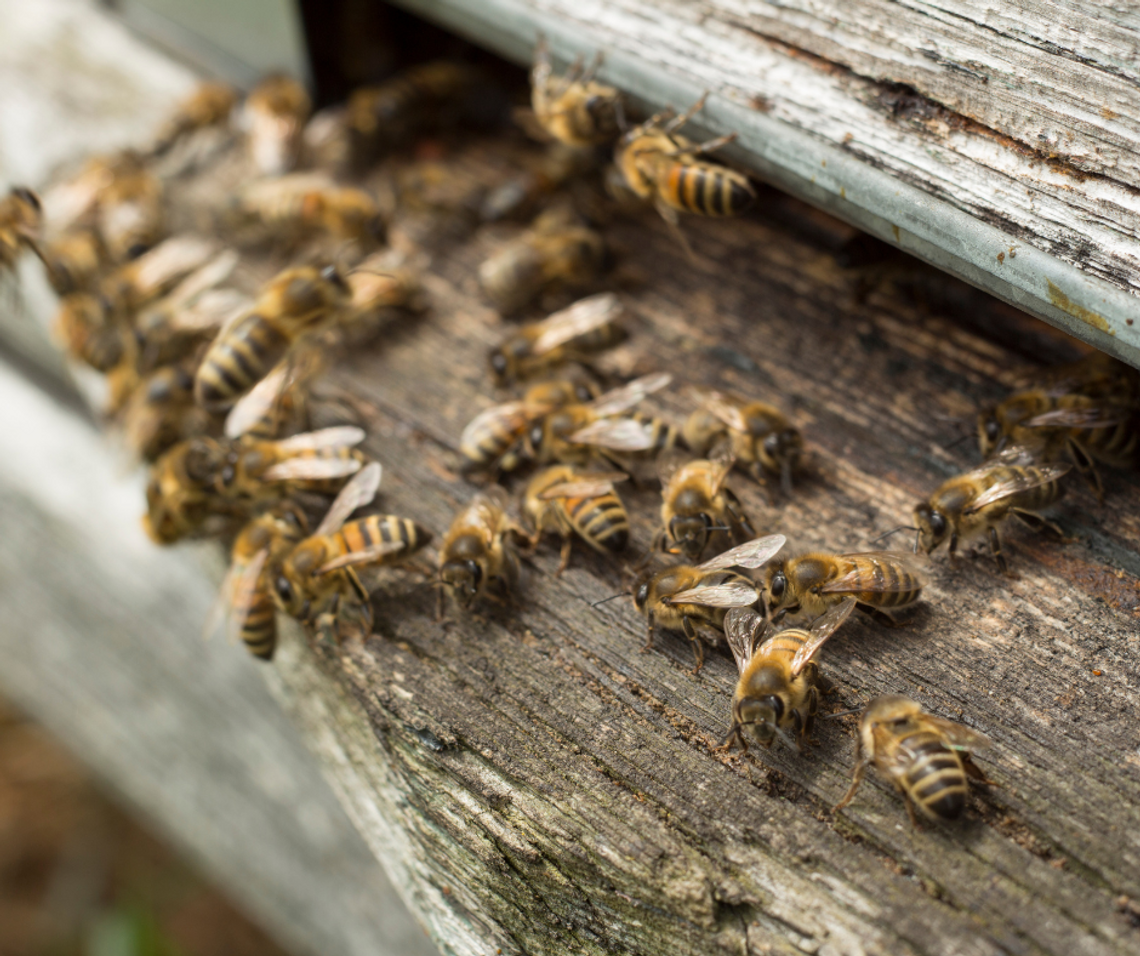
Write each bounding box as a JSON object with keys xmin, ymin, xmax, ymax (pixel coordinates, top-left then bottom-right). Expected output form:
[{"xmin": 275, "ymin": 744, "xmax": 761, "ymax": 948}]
[
  {"xmin": 1011, "ymin": 508, "xmax": 1073, "ymax": 543},
  {"xmin": 714, "ymin": 724, "xmax": 745, "ymax": 754},
  {"xmin": 901, "ymin": 792, "xmax": 923, "ymax": 830},
  {"xmin": 642, "ymin": 614, "xmax": 656, "ymax": 652},
  {"xmin": 662, "ymin": 92, "xmax": 709, "ymax": 134},
  {"xmin": 724, "ymin": 488, "xmax": 755, "ymax": 540},
  {"xmin": 962, "ymin": 753, "xmax": 1001, "ymax": 787},
  {"xmin": 858, "ymin": 603, "xmax": 905, "ymax": 628},
  {"xmin": 832, "ymin": 759, "xmax": 868, "ymax": 813},
  {"xmin": 681, "ymin": 615, "xmax": 705, "ymax": 675},
  {"xmin": 435, "ymin": 582, "xmax": 447, "ymax": 623},
  {"xmin": 556, "ymin": 536, "xmax": 573, "ymax": 575},
  {"xmin": 1067, "ymin": 438, "xmax": 1104, "ymax": 503},
  {"xmin": 578, "ymin": 51, "xmax": 604, "ymax": 86},
  {"xmin": 653, "ymin": 198, "xmax": 696, "ymax": 262},
  {"xmin": 662, "ymin": 131, "xmax": 739, "ymax": 160},
  {"xmin": 987, "ymin": 527, "xmax": 1016, "ymax": 577}
]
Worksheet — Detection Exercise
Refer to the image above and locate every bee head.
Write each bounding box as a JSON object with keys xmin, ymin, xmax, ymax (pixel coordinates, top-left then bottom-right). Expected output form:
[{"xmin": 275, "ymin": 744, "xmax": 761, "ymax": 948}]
[
  {"xmin": 977, "ymin": 411, "xmax": 1002, "ymax": 456},
  {"xmin": 668, "ymin": 513, "xmax": 711, "ymax": 560},
  {"xmin": 441, "ymin": 559, "xmax": 482, "ymax": 606},
  {"xmin": 633, "ymin": 580, "xmax": 651, "ymax": 613},
  {"xmin": 913, "ymin": 502, "xmax": 947, "ymax": 553},
  {"xmin": 736, "ymin": 694, "xmax": 783, "ymax": 748},
  {"xmin": 273, "ymin": 572, "xmax": 309, "ymax": 619},
  {"xmin": 759, "ymin": 427, "xmax": 803, "ymax": 473},
  {"xmin": 764, "ymin": 565, "xmax": 788, "ymax": 614}
]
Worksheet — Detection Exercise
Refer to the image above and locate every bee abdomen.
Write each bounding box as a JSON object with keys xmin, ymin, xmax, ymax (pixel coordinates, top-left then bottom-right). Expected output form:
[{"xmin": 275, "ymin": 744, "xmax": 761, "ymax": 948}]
[
  {"xmin": 569, "ymin": 494, "xmax": 629, "ymax": 553},
  {"xmin": 336, "ymin": 514, "xmax": 432, "ymax": 562},
  {"xmin": 664, "ymin": 163, "xmax": 755, "ymax": 217},
  {"xmin": 845, "ymin": 559, "xmax": 922, "ymax": 608},
  {"xmin": 902, "ymin": 733, "xmax": 968, "ymax": 821},
  {"xmin": 1085, "ymin": 416, "xmax": 1140, "ymax": 466},
  {"xmin": 233, "ymin": 569, "xmax": 277, "ymax": 660},
  {"xmin": 195, "ymin": 315, "xmax": 290, "ymax": 410}
]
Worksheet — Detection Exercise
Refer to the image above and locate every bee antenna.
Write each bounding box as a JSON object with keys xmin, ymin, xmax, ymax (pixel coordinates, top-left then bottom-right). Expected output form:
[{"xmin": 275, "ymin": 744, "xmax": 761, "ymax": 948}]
[
  {"xmin": 590, "ymin": 592, "xmax": 628, "ymax": 608},
  {"xmin": 825, "ymin": 707, "xmax": 862, "ymax": 720},
  {"xmin": 914, "ymin": 529, "xmax": 921, "ymax": 555},
  {"xmin": 869, "ymin": 525, "xmax": 917, "ymax": 546}
]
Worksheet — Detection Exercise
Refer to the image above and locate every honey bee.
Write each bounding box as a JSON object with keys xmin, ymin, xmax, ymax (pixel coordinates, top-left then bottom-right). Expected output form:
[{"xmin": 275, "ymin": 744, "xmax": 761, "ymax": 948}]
[
  {"xmin": 683, "ymin": 388, "xmax": 803, "ymax": 494},
  {"xmin": 480, "ymin": 143, "xmax": 599, "ymax": 223},
  {"xmin": 633, "ymin": 534, "xmax": 786, "ymax": 673},
  {"xmin": 194, "ymin": 264, "xmax": 352, "ymax": 412},
  {"xmin": 0, "ymin": 186, "xmax": 43, "ymax": 272},
  {"xmin": 522, "ymin": 466, "xmax": 629, "ymax": 573},
  {"xmin": 273, "ymin": 463, "xmax": 433, "ymax": 641},
  {"xmin": 913, "ymin": 447, "xmax": 1071, "ymax": 574},
  {"xmin": 833, "ymin": 695, "xmax": 995, "ymax": 827},
  {"xmin": 762, "ymin": 551, "xmax": 926, "ymax": 627},
  {"xmin": 656, "ymin": 447, "xmax": 756, "ymax": 561},
  {"xmin": 102, "ymin": 235, "xmax": 221, "ymax": 314},
  {"xmin": 222, "ymin": 358, "xmax": 315, "ymax": 441},
  {"xmin": 334, "ymin": 255, "xmax": 424, "ymax": 344},
  {"xmin": 95, "ymin": 160, "xmax": 165, "ymax": 263},
  {"xmin": 438, "ymin": 486, "xmax": 524, "ymax": 617},
  {"xmin": 53, "ymin": 292, "xmax": 132, "ymax": 373},
  {"xmin": 489, "ymin": 292, "xmax": 625, "ymax": 386},
  {"xmin": 151, "ymin": 80, "xmax": 237, "ymax": 156},
  {"xmin": 530, "ymin": 37, "xmax": 622, "ymax": 146},
  {"xmin": 40, "ymin": 227, "xmax": 107, "ymax": 295},
  {"xmin": 527, "ymin": 372, "xmax": 677, "ymax": 470},
  {"xmin": 459, "ymin": 376, "xmax": 601, "ymax": 475},
  {"xmin": 244, "ymin": 73, "xmax": 311, "ymax": 176},
  {"xmin": 615, "ymin": 94, "xmax": 755, "ymax": 233},
  {"xmin": 478, "ymin": 206, "xmax": 606, "ymax": 315},
  {"xmin": 719, "ymin": 598, "xmax": 857, "ymax": 753},
  {"xmin": 234, "ymin": 173, "xmax": 385, "ymax": 246},
  {"xmin": 205, "ymin": 504, "xmax": 308, "ymax": 660},
  {"xmin": 120, "ymin": 361, "xmax": 222, "ymax": 462}
]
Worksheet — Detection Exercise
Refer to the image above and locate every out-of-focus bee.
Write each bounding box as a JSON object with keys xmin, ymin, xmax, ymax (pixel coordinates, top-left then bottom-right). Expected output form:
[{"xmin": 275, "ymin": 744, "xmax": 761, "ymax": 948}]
[
  {"xmin": 205, "ymin": 504, "xmax": 307, "ymax": 660},
  {"xmin": 762, "ymin": 551, "xmax": 926, "ymax": 627},
  {"xmin": 913, "ymin": 447, "xmax": 1071, "ymax": 574},
  {"xmin": 244, "ymin": 73, "xmax": 311, "ymax": 176},
  {"xmin": 480, "ymin": 143, "xmax": 600, "ymax": 223},
  {"xmin": 530, "ymin": 37, "xmax": 622, "ymax": 147},
  {"xmin": 223, "ymin": 358, "xmax": 315, "ymax": 441},
  {"xmin": 833, "ymin": 695, "xmax": 995, "ymax": 827},
  {"xmin": 615, "ymin": 94, "xmax": 755, "ymax": 231},
  {"xmin": 438, "ymin": 486, "xmax": 524, "ymax": 617},
  {"xmin": 273, "ymin": 464, "xmax": 433, "ymax": 641},
  {"xmin": 348, "ymin": 60, "xmax": 478, "ymax": 165},
  {"xmin": 0, "ymin": 186, "xmax": 43, "ymax": 272},
  {"xmin": 522, "ymin": 466, "xmax": 629, "ymax": 573},
  {"xmin": 683, "ymin": 388, "xmax": 803, "ymax": 495},
  {"xmin": 527, "ymin": 372, "xmax": 677, "ymax": 471},
  {"xmin": 120, "ymin": 360, "xmax": 223, "ymax": 462},
  {"xmin": 94, "ymin": 158, "xmax": 165, "ymax": 262},
  {"xmin": 143, "ymin": 434, "xmax": 233, "ymax": 544},
  {"xmin": 333, "ymin": 254, "xmax": 423, "ymax": 345},
  {"xmin": 40, "ymin": 228, "xmax": 107, "ymax": 295},
  {"xmin": 53, "ymin": 292, "xmax": 133, "ymax": 373},
  {"xmin": 633, "ymin": 534, "xmax": 786, "ymax": 673},
  {"xmin": 194, "ymin": 263, "xmax": 352, "ymax": 411},
  {"xmin": 102, "ymin": 235, "xmax": 220, "ymax": 314},
  {"xmin": 720, "ymin": 598, "xmax": 857, "ymax": 753},
  {"xmin": 656, "ymin": 447, "xmax": 755, "ymax": 561},
  {"xmin": 489, "ymin": 292, "xmax": 625, "ymax": 386},
  {"xmin": 233, "ymin": 173, "xmax": 385, "ymax": 247},
  {"xmin": 478, "ymin": 206, "xmax": 606, "ymax": 315},
  {"xmin": 459, "ymin": 376, "xmax": 601, "ymax": 476},
  {"xmin": 151, "ymin": 80, "xmax": 237, "ymax": 156},
  {"xmin": 303, "ymin": 105, "xmax": 352, "ymax": 175}
]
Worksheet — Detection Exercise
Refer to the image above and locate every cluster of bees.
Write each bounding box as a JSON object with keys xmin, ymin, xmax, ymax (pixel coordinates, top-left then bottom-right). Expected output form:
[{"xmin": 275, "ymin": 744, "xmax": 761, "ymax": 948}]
[{"xmin": 3, "ymin": 40, "xmax": 1137, "ymax": 831}]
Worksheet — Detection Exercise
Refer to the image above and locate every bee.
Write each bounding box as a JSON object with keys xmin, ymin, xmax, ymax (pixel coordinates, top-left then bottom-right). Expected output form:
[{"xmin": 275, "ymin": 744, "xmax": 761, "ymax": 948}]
[
  {"xmin": 459, "ymin": 376, "xmax": 601, "ymax": 476},
  {"xmin": 478, "ymin": 206, "xmax": 606, "ymax": 315},
  {"xmin": 244, "ymin": 73, "xmax": 311, "ymax": 176},
  {"xmin": 914, "ymin": 447, "xmax": 1071, "ymax": 574},
  {"xmin": 656, "ymin": 447, "xmax": 756, "ymax": 561},
  {"xmin": 102, "ymin": 235, "xmax": 221, "ymax": 314},
  {"xmin": 438, "ymin": 486, "xmax": 524, "ymax": 617},
  {"xmin": 530, "ymin": 37, "xmax": 622, "ymax": 146},
  {"xmin": 762, "ymin": 551, "xmax": 926, "ymax": 627},
  {"xmin": 94, "ymin": 160, "xmax": 165, "ymax": 262},
  {"xmin": 833, "ymin": 695, "xmax": 995, "ymax": 827},
  {"xmin": 205, "ymin": 504, "xmax": 308, "ymax": 660},
  {"xmin": 193, "ymin": 263, "xmax": 352, "ymax": 412},
  {"xmin": 40, "ymin": 227, "xmax": 108, "ymax": 295},
  {"xmin": 143, "ymin": 435, "xmax": 234, "ymax": 544},
  {"xmin": 527, "ymin": 372, "xmax": 677, "ymax": 471},
  {"xmin": 234, "ymin": 173, "xmax": 385, "ymax": 246},
  {"xmin": 273, "ymin": 463, "xmax": 433, "ymax": 641},
  {"xmin": 151, "ymin": 80, "xmax": 237, "ymax": 156},
  {"xmin": 522, "ymin": 466, "xmax": 629, "ymax": 573},
  {"xmin": 615, "ymin": 93, "xmax": 755, "ymax": 232},
  {"xmin": 719, "ymin": 598, "xmax": 857, "ymax": 753},
  {"xmin": 0, "ymin": 186, "xmax": 43, "ymax": 272},
  {"xmin": 633, "ymin": 534, "xmax": 786, "ymax": 673},
  {"xmin": 489, "ymin": 292, "xmax": 625, "ymax": 386},
  {"xmin": 334, "ymin": 255, "xmax": 424, "ymax": 345},
  {"xmin": 53, "ymin": 292, "xmax": 132, "ymax": 373},
  {"xmin": 683, "ymin": 388, "xmax": 803, "ymax": 494},
  {"xmin": 120, "ymin": 361, "xmax": 222, "ymax": 462}
]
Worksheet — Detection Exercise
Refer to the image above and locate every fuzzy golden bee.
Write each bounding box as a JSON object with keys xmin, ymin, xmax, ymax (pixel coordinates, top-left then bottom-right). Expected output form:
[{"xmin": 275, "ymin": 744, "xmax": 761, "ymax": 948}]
[
  {"xmin": 913, "ymin": 447, "xmax": 1070, "ymax": 574},
  {"xmin": 479, "ymin": 206, "xmax": 606, "ymax": 315},
  {"xmin": 272, "ymin": 464, "xmax": 432, "ymax": 641},
  {"xmin": 720, "ymin": 598, "xmax": 857, "ymax": 753},
  {"xmin": 94, "ymin": 158, "xmax": 165, "ymax": 262},
  {"xmin": 244, "ymin": 73, "xmax": 311, "ymax": 176},
  {"xmin": 438, "ymin": 486, "xmax": 524, "ymax": 617},
  {"xmin": 489, "ymin": 292, "xmax": 625, "ymax": 386},
  {"xmin": 683, "ymin": 388, "xmax": 803, "ymax": 494},
  {"xmin": 762, "ymin": 551, "xmax": 925, "ymax": 627},
  {"xmin": 152, "ymin": 80, "xmax": 237, "ymax": 156},
  {"xmin": 40, "ymin": 227, "xmax": 107, "ymax": 296},
  {"xmin": 615, "ymin": 94, "xmax": 755, "ymax": 230},
  {"xmin": 833, "ymin": 695, "xmax": 995, "ymax": 827},
  {"xmin": 522, "ymin": 466, "xmax": 629, "ymax": 573},
  {"xmin": 0, "ymin": 186, "xmax": 43, "ymax": 272},
  {"xmin": 194, "ymin": 263, "xmax": 352, "ymax": 412},
  {"xmin": 120, "ymin": 361, "xmax": 222, "ymax": 462},
  {"xmin": 656, "ymin": 448, "xmax": 755, "ymax": 561},
  {"xmin": 234, "ymin": 173, "xmax": 386, "ymax": 247},
  {"xmin": 530, "ymin": 37, "xmax": 622, "ymax": 147},
  {"xmin": 632, "ymin": 534, "xmax": 786, "ymax": 673}
]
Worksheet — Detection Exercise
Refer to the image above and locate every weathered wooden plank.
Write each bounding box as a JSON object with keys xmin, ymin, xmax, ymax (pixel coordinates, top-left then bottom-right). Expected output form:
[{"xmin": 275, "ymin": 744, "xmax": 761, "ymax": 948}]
[{"xmin": 391, "ymin": 0, "xmax": 1140, "ymax": 367}]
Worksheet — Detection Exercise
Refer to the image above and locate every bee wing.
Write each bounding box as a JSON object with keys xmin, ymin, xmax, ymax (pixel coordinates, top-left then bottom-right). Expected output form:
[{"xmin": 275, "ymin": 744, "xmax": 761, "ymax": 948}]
[
  {"xmin": 273, "ymin": 425, "xmax": 366, "ymax": 452},
  {"xmin": 1022, "ymin": 406, "xmax": 1126, "ymax": 429},
  {"xmin": 656, "ymin": 446, "xmax": 690, "ymax": 489},
  {"xmin": 588, "ymin": 372, "xmax": 672, "ymax": 417},
  {"xmin": 537, "ymin": 473, "xmax": 628, "ymax": 500},
  {"xmin": 459, "ymin": 400, "xmax": 534, "ymax": 448},
  {"xmin": 818, "ymin": 552, "xmax": 929, "ymax": 594},
  {"xmin": 531, "ymin": 292, "xmax": 623, "ymax": 355},
  {"xmin": 699, "ymin": 533, "xmax": 787, "ymax": 571},
  {"xmin": 963, "ymin": 464, "xmax": 1071, "ymax": 514},
  {"xmin": 314, "ymin": 462, "xmax": 382, "ymax": 537},
  {"xmin": 790, "ymin": 597, "xmax": 857, "ymax": 676},
  {"xmin": 130, "ymin": 236, "xmax": 218, "ymax": 297},
  {"xmin": 724, "ymin": 606, "xmax": 768, "ymax": 673},
  {"xmin": 568, "ymin": 417, "xmax": 657, "ymax": 452},
  {"xmin": 699, "ymin": 389, "xmax": 750, "ymax": 434},
  {"xmin": 224, "ymin": 365, "xmax": 291, "ymax": 438},
  {"xmin": 260, "ymin": 457, "xmax": 362, "ymax": 482},
  {"xmin": 921, "ymin": 716, "xmax": 994, "ymax": 753},
  {"xmin": 163, "ymin": 250, "xmax": 239, "ymax": 310},
  {"xmin": 707, "ymin": 443, "xmax": 736, "ymax": 493},
  {"xmin": 668, "ymin": 581, "xmax": 761, "ymax": 608},
  {"xmin": 317, "ymin": 540, "xmax": 408, "ymax": 574},
  {"xmin": 201, "ymin": 553, "xmax": 247, "ymax": 642},
  {"xmin": 169, "ymin": 288, "xmax": 251, "ymax": 332}
]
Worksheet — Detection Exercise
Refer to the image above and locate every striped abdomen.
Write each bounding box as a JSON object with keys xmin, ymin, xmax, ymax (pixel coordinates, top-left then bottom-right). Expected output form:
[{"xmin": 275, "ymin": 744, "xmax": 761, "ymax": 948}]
[
  {"xmin": 564, "ymin": 490, "xmax": 629, "ymax": 553},
  {"xmin": 897, "ymin": 731, "xmax": 969, "ymax": 821},
  {"xmin": 1081, "ymin": 412, "xmax": 1140, "ymax": 467},
  {"xmin": 195, "ymin": 314, "xmax": 291, "ymax": 411},
  {"xmin": 837, "ymin": 557, "xmax": 923, "ymax": 609},
  {"xmin": 329, "ymin": 514, "xmax": 431, "ymax": 565},
  {"xmin": 661, "ymin": 162, "xmax": 755, "ymax": 217},
  {"xmin": 994, "ymin": 465, "xmax": 1065, "ymax": 512},
  {"xmin": 233, "ymin": 567, "xmax": 278, "ymax": 660}
]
